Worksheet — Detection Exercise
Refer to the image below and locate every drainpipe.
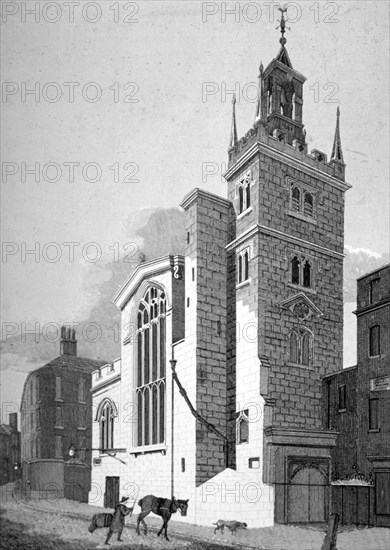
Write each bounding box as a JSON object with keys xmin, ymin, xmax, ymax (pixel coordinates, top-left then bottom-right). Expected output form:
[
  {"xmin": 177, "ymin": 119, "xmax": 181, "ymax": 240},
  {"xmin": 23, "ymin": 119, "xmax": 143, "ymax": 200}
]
[{"xmin": 170, "ymin": 348, "xmax": 176, "ymax": 499}]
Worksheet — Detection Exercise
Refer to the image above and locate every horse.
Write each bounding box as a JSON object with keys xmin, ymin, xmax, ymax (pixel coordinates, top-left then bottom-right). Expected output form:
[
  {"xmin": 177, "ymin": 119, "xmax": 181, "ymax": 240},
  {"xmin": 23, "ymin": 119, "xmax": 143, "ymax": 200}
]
[{"xmin": 136, "ymin": 494, "xmax": 189, "ymax": 541}]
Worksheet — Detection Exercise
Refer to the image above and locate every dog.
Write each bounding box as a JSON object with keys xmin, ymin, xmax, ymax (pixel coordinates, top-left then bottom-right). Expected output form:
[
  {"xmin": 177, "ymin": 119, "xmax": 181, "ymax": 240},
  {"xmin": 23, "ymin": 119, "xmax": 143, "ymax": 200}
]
[
  {"xmin": 213, "ymin": 519, "xmax": 248, "ymax": 535},
  {"xmin": 88, "ymin": 513, "xmax": 114, "ymax": 533}
]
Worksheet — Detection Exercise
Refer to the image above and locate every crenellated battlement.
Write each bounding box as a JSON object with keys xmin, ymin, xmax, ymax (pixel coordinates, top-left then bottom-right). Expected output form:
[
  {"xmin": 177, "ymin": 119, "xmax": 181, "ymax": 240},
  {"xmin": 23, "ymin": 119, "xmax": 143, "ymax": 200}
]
[
  {"xmin": 227, "ymin": 120, "xmax": 345, "ymax": 182},
  {"xmin": 92, "ymin": 357, "xmax": 121, "ymax": 390}
]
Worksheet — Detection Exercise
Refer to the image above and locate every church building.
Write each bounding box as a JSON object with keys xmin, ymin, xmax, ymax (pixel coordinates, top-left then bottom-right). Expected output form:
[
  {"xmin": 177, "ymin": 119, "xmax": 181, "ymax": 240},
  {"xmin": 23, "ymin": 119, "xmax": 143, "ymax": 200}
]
[{"xmin": 89, "ymin": 21, "xmax": 351, "ymax": 526}]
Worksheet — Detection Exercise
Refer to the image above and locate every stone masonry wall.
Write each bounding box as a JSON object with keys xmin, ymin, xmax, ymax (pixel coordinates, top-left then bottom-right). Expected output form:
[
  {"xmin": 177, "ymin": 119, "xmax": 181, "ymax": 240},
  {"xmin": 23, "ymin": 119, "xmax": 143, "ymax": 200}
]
[
  {"xmin": 183, "ymin": 190, "xmax": 232, "ymax": 486},
  {"xmin": 226, "ymin": 145, "xmax": 345, "ymax": 434}
]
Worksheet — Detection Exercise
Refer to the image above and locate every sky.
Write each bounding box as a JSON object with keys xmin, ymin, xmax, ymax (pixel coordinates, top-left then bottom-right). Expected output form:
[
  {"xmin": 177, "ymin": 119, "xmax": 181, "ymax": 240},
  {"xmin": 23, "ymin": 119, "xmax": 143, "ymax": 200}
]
[{"xmin": 1, "ymin": 1, "xmax": 389, "ymax": 420}]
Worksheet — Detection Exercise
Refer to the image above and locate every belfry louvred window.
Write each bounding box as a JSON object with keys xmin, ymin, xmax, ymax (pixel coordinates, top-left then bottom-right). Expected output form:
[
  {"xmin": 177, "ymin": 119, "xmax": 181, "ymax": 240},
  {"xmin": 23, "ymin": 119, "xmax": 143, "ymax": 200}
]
[
  {"xmin": 292, "ymin": 186, "xmax": 300, "ymax": 211},
  {"xmin": 291, "ymin": 256, "xmax": 300, "ymax": 285},
  {"xmin": 304, "ymin": 192, "xmax": 313, "ymax": 216},
  {"xmin": 136, "ymin": 287, "xmax": 166, "ymax": 447},
  {"xmin": 290, "ymin": 183, "xmax": 316, "ymax": 219},
  {"xmin": 290, "ymin": 256, "xmax": 312, "ymax": 288},
  {"xmin": 238, "ymin": 175, "xmax": 251, "ymax": 215}
]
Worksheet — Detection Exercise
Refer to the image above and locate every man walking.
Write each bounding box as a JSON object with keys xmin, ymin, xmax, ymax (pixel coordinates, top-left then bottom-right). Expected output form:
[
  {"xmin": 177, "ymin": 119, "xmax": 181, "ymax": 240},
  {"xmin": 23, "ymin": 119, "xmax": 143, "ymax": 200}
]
[{"xmin": 105, "ymin": 496, "xmax": 133, "ymax": 545}]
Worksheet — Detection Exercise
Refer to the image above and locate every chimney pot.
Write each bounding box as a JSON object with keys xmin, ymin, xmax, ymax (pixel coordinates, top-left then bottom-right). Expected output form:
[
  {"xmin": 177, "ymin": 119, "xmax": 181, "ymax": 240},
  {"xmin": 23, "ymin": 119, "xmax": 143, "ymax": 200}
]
[
  {"xmin": 9, "ymin": 412, "xmax": 17, "ymax": 432},
  {"xmin": 60, "ymin": 325, "xmax": 77, "ymax": 356}
]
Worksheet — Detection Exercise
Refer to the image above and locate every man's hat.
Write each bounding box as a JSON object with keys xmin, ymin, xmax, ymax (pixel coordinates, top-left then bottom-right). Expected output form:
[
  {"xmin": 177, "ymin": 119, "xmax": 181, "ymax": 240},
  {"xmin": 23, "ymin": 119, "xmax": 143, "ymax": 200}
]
[{"xmin": 120, "ymin": 497, "xmax": 129, "ymax": 503}]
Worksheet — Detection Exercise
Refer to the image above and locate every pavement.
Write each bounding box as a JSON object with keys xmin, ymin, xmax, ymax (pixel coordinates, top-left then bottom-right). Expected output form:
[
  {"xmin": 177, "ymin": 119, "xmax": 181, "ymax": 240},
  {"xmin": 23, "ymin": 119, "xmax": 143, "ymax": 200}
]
[{"xmin": 1, "ymin": 485, "xmax": 389, "ymax": 550}]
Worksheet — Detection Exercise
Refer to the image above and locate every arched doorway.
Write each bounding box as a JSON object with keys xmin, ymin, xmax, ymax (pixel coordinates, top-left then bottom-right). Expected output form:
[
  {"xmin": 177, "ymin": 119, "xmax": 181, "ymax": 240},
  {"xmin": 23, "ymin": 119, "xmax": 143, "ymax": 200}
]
[{"xmin": 287, "ymin": 461, "xmax": 329, "ymax": 523}]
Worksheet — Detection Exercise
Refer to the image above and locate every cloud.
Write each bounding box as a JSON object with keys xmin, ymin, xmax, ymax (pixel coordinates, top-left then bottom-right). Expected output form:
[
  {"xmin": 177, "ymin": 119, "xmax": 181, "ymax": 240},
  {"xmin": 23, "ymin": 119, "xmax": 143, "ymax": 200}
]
[{"xmin": 344, "ymin": 245, "xmax": 382, "ymax": 259}]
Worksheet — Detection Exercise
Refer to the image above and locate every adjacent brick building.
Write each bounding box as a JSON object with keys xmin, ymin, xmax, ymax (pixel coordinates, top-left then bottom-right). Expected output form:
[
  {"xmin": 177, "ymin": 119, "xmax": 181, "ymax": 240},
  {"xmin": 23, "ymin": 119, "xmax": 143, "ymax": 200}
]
[
  {"xmin": 20, "ymin": 327, "xmax": 106, "ymax": 501},
  {"xmin": 323, "ymin": 264, "xmax": 390, "ymax": 526},
  {"xmin": 90, "ymin": 27, "xmax": 351, "ymax": 526},
  {"xmin": 0, "ymin": 413, "xmax": 21, "ymax": 485}
]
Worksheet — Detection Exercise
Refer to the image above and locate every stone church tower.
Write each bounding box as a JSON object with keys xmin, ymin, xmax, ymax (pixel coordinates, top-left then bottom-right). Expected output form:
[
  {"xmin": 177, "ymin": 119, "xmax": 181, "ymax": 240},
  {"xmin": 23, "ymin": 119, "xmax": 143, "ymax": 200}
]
[{"xmin": 223, "ymin": 19, "xmax": 351, "ymax": 522}]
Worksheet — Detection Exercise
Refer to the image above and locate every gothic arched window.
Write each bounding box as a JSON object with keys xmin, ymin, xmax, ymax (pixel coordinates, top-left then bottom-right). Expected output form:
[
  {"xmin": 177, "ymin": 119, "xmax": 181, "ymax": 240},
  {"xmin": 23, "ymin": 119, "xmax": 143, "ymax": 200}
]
[
  {"xmin": 291, "ymin": 256, "xmax": 300, "ymax": 285},
  {"xmin": 238, "ymin": 254, "xmax": 243, "ymax": 284},
  {"xmin": 289, "ymin": 181, "xmax": 317, "ymax": 219},
  {"xmin": 239, "ymin": 186, "xmax": 244, "ymax": 214},
  {"xmin": 301, "ymin": 331, "xmax": 311, "ymax": 365},
  {"xmin": 292, "ymin": 186, "xmax": 300, "ymax": 212},
  {"xmin": 98, "ymin": 401, "xmax": 115, "ymax": 451},
  {"xmin": 289, "ymin": 328, "xmax": 313, "ymax": 367},
  {"xmin": 244, "ymin": 251, "xmax": 249, "ymax": 281},
  {"xmin": 238, "ymin": 180, "xmax": 251, "ymax": 215},
  {"xmin": 136, "ymin": 287, "xmax": 166, "ymax": 447},
  {"xmin": 289, "ymin": 331, "xmax": 298, "ymax": 364},
  {"xmin": 236, "ymin": 409, "xmax": 249, "ymax": 444},
  {"xmin": 237, "ymin": 249, "xmax": 250, "ymax": 285},
  {"xmin": 303, "ymin": 261, "xmax": 311, "ymax": 288},
  {"xmin": 246, "ymin": 182, "xmax": 251, "ymax": 210},
  {"xmin": 304, "ymin": 193, "xmax": 314, "ymax": 217}
]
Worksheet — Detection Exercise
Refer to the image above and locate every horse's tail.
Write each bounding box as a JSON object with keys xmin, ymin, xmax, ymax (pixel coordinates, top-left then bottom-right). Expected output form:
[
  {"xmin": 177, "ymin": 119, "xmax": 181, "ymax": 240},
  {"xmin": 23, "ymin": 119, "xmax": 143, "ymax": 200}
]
[{"xmin": 138, "ymin": 498, "xmax": 144, "ymax": 508}]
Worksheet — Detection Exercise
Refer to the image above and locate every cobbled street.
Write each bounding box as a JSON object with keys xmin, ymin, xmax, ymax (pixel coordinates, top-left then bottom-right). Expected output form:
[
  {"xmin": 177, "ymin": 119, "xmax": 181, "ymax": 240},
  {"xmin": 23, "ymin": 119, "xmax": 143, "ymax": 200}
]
[
  {"xmin": 0, "ymin": 498, "xmax": 246, "ymax": 550},
  {"xmin": 1, "ymin": 488, "xmax": 389, "ymax": 550}
]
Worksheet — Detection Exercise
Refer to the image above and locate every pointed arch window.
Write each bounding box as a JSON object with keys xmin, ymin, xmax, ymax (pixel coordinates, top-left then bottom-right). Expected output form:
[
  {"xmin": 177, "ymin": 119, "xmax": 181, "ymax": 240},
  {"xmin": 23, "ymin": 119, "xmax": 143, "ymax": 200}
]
[
  {"xmin": 291, "ymin": 256, "xmax": 300, "ymax": 285},
  {"xmin": 236, "ymin": 409, "xmax": 249, "ymax": 444},
  {"xmin": 238, "ymin": 181, "xmax": 251, "ymax": 214},
  {"xmin": 97, "ymin": 400, "xmax": 115, "ymax": 451},
  {"xmin": 301, "ymin": 331, "xmax": 310, "ymax": 365},
  {"xmin": 304, "ymin": 193, "xmax": 313, "ymax": 216},
  {"xmin": 136, "ymin": 287, "xmax": 166, "ymax": 448},
  {"xmin": 303, "ymin": 261, "xmax": 311, "ymax": 288},
  {"xmin": 239, "ymin": 186, "xmax": 244, "ymax": 214},
  {"xmin": 292, "ymin": 187, "xmax": 300, "ymax": 212},
  {"xmin": 289, "ymin": 182, "xmax": 316, "ymax": 220},
  {"xmin": 237, "ymin": 248, "xmax": 250, "ymax": 285},
  {"xmin": 290, "ymin": 255, "xmax": 314, "ymax": 289},
  {"xmin": 244, "ymin": 250, "xmax": 249, "ymax": 281},
  {"xmin": 238, "ymin": 254, "xmax": 243, "ymax": 284},
  {"xmin": 289, "ymin": 332, "xmax": 298, "ymax": 364},
  {"xmin": 289, "ymin": 328, "xmax": 313, "ymax": 367},
  {"xmin": 245, "ymin": 183, "xmax": 251, "ymax": 210}
]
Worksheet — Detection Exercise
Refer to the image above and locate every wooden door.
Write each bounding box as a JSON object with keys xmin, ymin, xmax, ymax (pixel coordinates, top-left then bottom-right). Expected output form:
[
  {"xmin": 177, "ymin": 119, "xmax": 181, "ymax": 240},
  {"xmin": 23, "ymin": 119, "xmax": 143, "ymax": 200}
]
[
  {"xmin": 288, "ymin": 466, "xmax": 327, "ymax": 522},
  {"xmin": 104, "ymin": 476, "xmax": 119, "ymax": 509}
]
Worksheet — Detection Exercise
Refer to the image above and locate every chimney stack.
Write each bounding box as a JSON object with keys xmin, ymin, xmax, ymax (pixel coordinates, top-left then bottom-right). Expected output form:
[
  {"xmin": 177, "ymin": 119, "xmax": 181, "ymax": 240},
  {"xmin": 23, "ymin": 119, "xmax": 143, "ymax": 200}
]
[
  {"xmin": 60, "ymin": 326, "xmax": 77, "ymax": 356},
  {"xmin": 9, "ymin": 412, "xmax": 17, "ymax": 432}
]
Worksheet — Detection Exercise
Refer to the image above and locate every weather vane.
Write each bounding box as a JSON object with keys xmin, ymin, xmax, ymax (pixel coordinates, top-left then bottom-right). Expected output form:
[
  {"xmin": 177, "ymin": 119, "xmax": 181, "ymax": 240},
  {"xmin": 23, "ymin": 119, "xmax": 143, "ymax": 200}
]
[{"xmin": 276, "ymin": 6, "xmax": 290, "ymax": 46}]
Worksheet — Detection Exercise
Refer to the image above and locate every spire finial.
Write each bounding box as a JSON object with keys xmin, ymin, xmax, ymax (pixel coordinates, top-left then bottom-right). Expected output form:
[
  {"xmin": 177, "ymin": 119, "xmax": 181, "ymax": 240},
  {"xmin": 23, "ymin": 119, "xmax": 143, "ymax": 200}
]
[
  {"xmin": 276, "ymin": 6, "xmax": 290, "ymax": 47},
  {"xmin": 254, "ymin": 61, "xmax": 264, "ymax": 124},
  {"xmin": 229, "ymin": 94, "xmax": 238, "ymax": 149},
  {"xmin": 331, "ymin": 106, "xmax": 344, "ymax": 163}
]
